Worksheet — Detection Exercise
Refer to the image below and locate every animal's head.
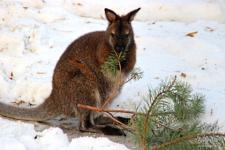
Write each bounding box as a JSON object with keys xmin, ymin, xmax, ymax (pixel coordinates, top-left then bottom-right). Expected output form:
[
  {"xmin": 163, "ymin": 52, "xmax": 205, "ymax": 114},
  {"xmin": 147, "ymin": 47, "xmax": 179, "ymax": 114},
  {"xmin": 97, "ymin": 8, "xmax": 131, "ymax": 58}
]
[{"xmin": 105, "ymin": 8, "xmax": 140, "ymax": 53}]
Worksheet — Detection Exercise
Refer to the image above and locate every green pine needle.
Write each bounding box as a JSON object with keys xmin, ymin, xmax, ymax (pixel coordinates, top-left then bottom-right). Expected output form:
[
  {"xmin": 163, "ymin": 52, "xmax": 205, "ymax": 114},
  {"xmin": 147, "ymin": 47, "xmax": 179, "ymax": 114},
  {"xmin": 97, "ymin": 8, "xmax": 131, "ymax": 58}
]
[
  {"xmin": 130, "ymin": 77, "xmax": 225, "ymax": 150},
  {"xmin": 101, "ymin": 50, "xmax": 127, "ymax": 75}
]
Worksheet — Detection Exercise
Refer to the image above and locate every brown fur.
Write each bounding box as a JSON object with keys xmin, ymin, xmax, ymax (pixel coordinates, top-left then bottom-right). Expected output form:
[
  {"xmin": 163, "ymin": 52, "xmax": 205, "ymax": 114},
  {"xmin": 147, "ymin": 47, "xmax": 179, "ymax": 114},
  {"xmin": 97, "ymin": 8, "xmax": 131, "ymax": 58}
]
[{"xmin": 0, "ymin": 8, "xmax": 140, "ymax": 130}]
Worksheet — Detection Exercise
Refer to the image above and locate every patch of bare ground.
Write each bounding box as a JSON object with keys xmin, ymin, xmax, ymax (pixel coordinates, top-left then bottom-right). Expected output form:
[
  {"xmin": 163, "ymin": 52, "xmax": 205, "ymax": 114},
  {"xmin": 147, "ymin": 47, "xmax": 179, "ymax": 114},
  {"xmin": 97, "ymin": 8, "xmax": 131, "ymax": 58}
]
[{"xmin": 63, "ymin": 128, "xmax": 139, "ymax": 150}]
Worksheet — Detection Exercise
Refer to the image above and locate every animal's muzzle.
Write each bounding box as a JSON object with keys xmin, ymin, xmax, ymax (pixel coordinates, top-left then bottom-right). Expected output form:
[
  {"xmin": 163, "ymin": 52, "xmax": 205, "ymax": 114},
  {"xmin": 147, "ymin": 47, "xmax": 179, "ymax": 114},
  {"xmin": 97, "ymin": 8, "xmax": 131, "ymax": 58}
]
[{"xmin": 115, "ymin": 45, "xmax": 125, "ymax": 52}]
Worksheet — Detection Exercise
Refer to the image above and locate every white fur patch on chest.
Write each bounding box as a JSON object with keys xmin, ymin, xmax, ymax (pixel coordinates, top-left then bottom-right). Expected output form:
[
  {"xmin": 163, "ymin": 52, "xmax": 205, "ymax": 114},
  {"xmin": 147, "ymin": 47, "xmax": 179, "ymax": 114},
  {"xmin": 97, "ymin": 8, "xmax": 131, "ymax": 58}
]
[{"xmin": 105, "ymin": 71, "xmax": 127, "ymax": 97}]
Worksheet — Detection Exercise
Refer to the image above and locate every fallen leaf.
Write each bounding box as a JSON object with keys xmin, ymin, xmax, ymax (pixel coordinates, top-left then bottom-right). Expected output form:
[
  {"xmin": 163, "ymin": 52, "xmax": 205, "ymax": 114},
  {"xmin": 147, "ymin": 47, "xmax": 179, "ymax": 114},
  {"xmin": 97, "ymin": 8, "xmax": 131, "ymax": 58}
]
[
  {"xmin": 205, "ymin": 27, "xmax": 214, "ymax": 32},
  {"xmin": 154, "ymin": 76, "xmax": 160, "ymax": 80},
  {"xmin": 9, "ymin": 72, "xmax": 14, "ymax": 80},
  {"xmin": 73, "ymin": 2, "xmax": 83, "ymax": 6},
  {"xmin": 201, "ymin": 67, "xmax": 205, "ymax": 70},
  {"xmin": 36, "ymin": 72, "xmax": 46, "ymax": 75},
  {"xmin": 186, "ymin": 31, "xmax": 198, "ymax": 37},
  {"xmin": 180, "ymin": 72, "xmax": 187, "ymax": 78},
  {"xmin": 12, "ymin": 100, "xmax": 26, "ymax": 106},
  {"xmin": 76, "ymin": 3, "xmax": 82, "ymax": 6}
]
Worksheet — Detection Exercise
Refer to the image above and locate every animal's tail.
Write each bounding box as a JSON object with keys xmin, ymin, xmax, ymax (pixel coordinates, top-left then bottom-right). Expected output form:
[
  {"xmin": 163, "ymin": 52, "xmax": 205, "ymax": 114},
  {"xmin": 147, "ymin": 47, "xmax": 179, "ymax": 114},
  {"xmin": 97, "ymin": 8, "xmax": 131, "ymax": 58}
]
[{"xmin": 0, "ymin": 95, "xmax": 57, "ymax": 121}]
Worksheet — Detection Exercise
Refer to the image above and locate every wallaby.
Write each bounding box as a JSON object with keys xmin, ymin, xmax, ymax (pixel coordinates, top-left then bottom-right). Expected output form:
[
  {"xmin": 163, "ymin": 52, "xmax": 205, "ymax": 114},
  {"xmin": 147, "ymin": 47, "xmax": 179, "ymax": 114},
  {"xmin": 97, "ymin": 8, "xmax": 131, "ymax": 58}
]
[{"xmin": 0, "ymin": 8, "xmax": 140, "ymax": 130}]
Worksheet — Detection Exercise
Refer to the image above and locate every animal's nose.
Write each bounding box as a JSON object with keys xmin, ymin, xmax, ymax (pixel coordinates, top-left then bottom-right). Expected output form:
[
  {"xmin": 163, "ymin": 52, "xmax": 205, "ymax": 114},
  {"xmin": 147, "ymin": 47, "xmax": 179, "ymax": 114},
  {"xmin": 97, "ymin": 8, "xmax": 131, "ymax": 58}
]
[{"xmin": 115, "ymin": 45, "xmax": 125, "ymax": 52}]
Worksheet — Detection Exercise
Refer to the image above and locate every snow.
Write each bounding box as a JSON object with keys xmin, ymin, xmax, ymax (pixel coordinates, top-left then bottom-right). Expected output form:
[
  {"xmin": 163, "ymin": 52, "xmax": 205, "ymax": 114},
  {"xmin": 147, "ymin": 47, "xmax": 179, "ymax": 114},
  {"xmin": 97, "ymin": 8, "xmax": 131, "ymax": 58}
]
[
  {"xmin": 0, "ymin": 0, "xmax": 225, "ymax": 149},
  {"xmin": 65, "ymin": 0, "xmax": 225, "ymax": 22},
  {"xmin": 0, "ymin": 118, "xmax": 128, "ymax": 150},
  {"xmin": 116, "ymin": 20, "xmax": 225, "ymax": 124},
  {"xmin": 66, "ymin": 137, "xmax": 129, "ymax": 150}
]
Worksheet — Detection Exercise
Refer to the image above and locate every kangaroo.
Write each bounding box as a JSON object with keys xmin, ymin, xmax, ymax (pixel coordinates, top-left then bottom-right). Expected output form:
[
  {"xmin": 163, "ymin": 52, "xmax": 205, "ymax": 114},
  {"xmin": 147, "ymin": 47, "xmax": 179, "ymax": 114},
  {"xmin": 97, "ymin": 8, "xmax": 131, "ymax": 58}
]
[{"xmin": 0, "ymin": 8, "xmax": 140, "ymax": 130}]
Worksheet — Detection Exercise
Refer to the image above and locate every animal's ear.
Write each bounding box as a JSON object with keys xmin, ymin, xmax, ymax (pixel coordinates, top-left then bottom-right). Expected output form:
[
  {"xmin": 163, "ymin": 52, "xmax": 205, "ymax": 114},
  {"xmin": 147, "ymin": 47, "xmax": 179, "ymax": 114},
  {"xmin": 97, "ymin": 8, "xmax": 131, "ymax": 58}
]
[
  {"xmin": 105, "ymin": 8, "xmax": 118, "ymax": 23},
  {"xmin": 125, "ymin": 8, "xmax": 141, "ymax": 22}
]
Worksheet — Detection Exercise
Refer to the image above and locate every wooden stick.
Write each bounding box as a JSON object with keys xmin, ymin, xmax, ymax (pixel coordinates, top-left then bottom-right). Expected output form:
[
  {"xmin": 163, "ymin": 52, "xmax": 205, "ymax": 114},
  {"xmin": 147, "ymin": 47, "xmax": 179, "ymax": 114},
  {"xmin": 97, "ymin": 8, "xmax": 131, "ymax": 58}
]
[
  {"xmin": 101, "ymin": 89, "xmax": 120, "ymax": 108},
  {"xmin": 77, "ymin": 104, "xmax": 135, "ymax": 132},
  {"xmin": 104, "ymin": 111, "xmax": 134, "ymax": 132},
  {"xmin": 77, "ymin": 104, "xmax": 137, "ymax": 115}
]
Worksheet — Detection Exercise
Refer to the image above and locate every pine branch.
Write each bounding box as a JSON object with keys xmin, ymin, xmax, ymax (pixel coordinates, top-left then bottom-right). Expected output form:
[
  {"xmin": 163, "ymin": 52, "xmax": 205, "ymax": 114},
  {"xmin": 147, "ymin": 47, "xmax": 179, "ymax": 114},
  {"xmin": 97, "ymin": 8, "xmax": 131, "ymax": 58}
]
[
  {"xmin": 125, "ymin": 68, "xmax": 143, "ymax": 83},
  {"xmin": 145, "ymin": 76, "xmax": 177, "ymax": 118},
  {"xmin": 101, "ymin": 48, "xmax": 126, "ymax": 107},
  {"xmin": 140, "ymin": 77, "xmax": 177, "ymax": 150},
  {"xmin": 151, "ymin": 133, "xmax": 225, "ymax": 150},
  {"xmin": 115, "ymin": 50, "xmax": 122, "ymax": 72},
  {"xmin": 152, "ymin": 119, "xmax": 176, "ymax": 132},
  {"xmin": 129, "ymin": 77, "xmax": 225, "ymax": 150},
  {"xmin": 102, "ymin": 88, "xmax": 120, "ymax": 108},
  {"xmin": 104, "ymin": 111, "xmax": 134, "ymax": 132},
  {"xmin": 101, "ymin": 48, "xmax": 126, "ymax": 75}
]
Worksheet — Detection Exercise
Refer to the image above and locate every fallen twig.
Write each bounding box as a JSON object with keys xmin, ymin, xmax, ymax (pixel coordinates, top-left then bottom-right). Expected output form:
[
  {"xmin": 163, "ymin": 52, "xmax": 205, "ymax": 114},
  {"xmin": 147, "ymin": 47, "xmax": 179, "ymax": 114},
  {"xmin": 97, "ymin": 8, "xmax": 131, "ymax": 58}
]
[
  {"xmin": 77, "ymin": 104, "xmax": 138, "ymax": 132},
  {"xmin": 77, "ymin": 104, "xmax": 137, "ymax": 115}
]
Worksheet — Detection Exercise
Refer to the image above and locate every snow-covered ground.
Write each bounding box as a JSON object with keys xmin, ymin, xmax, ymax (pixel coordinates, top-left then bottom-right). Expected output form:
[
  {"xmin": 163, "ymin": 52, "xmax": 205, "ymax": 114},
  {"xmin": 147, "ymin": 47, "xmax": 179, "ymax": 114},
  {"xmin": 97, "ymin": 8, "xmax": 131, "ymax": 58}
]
[{"xmin": 0, "ymin": 0, "xmax": 225, "ymax": 149}]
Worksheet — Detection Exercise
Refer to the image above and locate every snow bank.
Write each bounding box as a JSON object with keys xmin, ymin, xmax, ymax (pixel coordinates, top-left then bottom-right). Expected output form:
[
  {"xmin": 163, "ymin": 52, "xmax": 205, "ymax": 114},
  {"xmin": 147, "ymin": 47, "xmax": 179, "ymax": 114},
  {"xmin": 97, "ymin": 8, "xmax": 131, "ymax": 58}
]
[
  {"xmin": 113, "ymin": 21, "xmax": 225, "ymax": 128},
  {"xmin": 1, "ymin": 0, "xmax": 225, "ymax": 149},
  {"xmin": 67, "ymin": 137, "xmax": 129, "ymax": 150},
  {"xmin": 0, "ymin": 118, "xmax": 38, "ymax": 150},
  {"xmin": 65, "ymin": 0, "xmax": 225, "ymax": 22},
  {"xmin": 1, "ymin": 0, "xmax": 225, "ymax": 23},
  {"xmin": 0, "ymin": 119, "xmax": 129, "ymax": 150}
]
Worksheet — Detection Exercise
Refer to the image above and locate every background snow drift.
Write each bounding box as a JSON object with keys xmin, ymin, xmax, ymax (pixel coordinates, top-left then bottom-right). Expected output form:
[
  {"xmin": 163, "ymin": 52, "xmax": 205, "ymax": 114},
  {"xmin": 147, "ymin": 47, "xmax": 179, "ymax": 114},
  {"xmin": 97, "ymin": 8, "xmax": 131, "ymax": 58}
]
[{"xmin": 0, "ymin": 0, "xmax": 225, "ymax": 149}]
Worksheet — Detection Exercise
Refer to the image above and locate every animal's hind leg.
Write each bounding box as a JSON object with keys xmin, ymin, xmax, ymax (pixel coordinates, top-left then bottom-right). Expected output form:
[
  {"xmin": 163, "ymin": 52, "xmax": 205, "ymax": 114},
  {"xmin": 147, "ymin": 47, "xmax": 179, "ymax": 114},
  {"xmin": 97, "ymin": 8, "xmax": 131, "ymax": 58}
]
[
  {"xmin": 62, "ymin": 75, "xmax": 101, "ymax": 131},
  {"xmin": 77, "ymin": 90, "xmax": 102, "ymax": 131},
  {"xmin": 78, "ymin": 111, "xmax": 92, "ymax": 131}
]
